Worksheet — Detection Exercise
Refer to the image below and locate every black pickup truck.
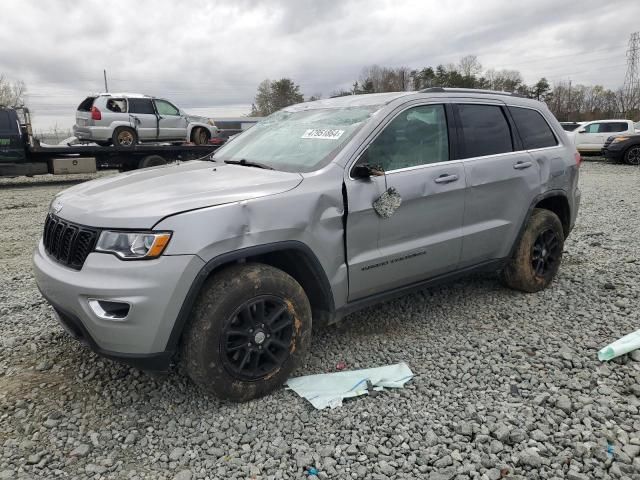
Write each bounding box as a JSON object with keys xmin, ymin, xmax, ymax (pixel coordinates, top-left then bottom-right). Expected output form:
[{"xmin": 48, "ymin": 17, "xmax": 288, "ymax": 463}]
[
  {"xmin": 0, "ymin": 107, "xmax": 219, "ymax": 177},
  {"xmin": 602, "ymin": 134, "xmax": 640, "ymax": 165}
]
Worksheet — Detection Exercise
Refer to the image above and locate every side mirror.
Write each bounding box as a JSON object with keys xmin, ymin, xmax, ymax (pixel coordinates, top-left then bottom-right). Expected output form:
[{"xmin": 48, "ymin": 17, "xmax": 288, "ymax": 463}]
[
  {"xmin": 352, "ymin": 163, "xmax": 385, "ymax": 179},
  {"xmin": 577, "ymin": 128, "xmax": 586, "ymax": 133}
]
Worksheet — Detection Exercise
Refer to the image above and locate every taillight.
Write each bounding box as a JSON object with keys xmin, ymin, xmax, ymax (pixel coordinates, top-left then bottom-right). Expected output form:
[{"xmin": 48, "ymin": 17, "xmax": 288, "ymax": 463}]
[
  {"xmin": 90, "ymin": 106, "xmax": 101, "ymax": 121},
  {"xmin": 574, "ymin": 152, "xmax": 581, "ymax": 167}
]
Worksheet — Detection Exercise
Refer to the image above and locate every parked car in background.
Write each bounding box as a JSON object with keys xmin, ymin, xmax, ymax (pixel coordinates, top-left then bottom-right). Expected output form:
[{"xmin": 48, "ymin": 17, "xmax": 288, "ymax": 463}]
[
  {"xmin": 73, "ymin": 93, "xmax": 218, "ymax": 147},
  {"xmin": 567, "ymin": 119, "xmax": 639, "ymax": 153},
  {"xmin": 34, "ymin": 88, "xmax": 580, "ymax": 401},
  {"xmin": 602, "ymin": 133, "xmax": 640, "ymax": 165},
  {"xmin": 559, "ymin": 121, "xmax": 584, "ymax": 131}
]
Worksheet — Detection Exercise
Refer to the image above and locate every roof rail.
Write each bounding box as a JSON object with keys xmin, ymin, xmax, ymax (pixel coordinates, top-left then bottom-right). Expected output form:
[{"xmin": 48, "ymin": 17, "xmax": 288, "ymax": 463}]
[{"xmin": 419, "ymin": 87, "xmax": 527, "ymax": 98}]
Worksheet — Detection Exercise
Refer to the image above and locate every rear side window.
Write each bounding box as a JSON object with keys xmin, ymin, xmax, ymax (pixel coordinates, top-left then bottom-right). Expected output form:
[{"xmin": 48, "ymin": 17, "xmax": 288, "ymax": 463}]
[
  {"xmin": 510, "ymin": 107, "xmax": 558, "ymax": 149},
  {"xmin": 128, "ymin": 98, "xmax": 155, "ymax": 114},
  {"xmin": 77, "ymin": 97, "xmax": 95, "ymax": 112},
  {"xmin": 457, "ymin": 104, "xmax": 513, "ymax": 158},
  {"xmin": 601, "ymin": 122, "xmax": 628, "ymax": 133}
]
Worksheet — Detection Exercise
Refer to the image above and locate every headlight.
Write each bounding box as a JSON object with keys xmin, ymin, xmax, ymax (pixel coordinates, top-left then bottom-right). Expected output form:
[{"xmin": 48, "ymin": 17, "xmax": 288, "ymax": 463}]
[
  {"xmin": 610, "ymin": 136, "xmax": 629, "ymax": 144},
  {"xmin": 207, "ymin": 118, "xmax": 216, "ymax": 126},
  {"xmin": 95, "ymin": 231, "xmax": 172, "ymax": 259}
]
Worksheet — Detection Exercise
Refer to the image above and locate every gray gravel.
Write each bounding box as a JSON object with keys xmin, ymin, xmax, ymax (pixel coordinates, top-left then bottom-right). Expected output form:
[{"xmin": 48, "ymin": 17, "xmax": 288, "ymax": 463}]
[{"xmin": 1, "ymin": 160, "xmax": 640, "ymax": 479}]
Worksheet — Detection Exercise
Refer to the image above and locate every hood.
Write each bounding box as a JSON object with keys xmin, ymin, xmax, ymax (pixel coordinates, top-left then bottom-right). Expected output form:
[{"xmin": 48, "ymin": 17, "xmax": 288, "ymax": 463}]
[{"xmin": 53, "ymin": 161, "xmax": 303, "ymax": 228}]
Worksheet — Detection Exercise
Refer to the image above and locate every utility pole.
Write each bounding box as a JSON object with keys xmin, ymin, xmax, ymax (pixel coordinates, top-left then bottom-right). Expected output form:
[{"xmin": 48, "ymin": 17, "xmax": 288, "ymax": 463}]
[
  {"xmin": 623, "ymin": 32, "xmax": 640, "ymax": 118},
  {"xmin": 103, "ymin": 69, "xmax": 109, "ymax": 93}
]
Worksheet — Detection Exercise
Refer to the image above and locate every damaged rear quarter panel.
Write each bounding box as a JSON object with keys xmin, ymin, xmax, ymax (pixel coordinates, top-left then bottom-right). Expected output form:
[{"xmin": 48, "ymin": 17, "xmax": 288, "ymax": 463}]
[{"xmin": 155, "ymin": 163, "xmax": 349, "ymax": 308}]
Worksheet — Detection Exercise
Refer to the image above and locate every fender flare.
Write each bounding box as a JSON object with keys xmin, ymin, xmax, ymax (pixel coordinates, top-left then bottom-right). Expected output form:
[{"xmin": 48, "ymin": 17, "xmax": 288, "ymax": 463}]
[
  {"xmin": 508, "ymin": 190, "xmax": 570, "ymax": 259},
  {"xmin": 164, "ymin": 240, "xmax": 334, "ymax": 353},
  {"xmin": 186, "ymin": 122, "xmax": 215, "ymax": 141}
]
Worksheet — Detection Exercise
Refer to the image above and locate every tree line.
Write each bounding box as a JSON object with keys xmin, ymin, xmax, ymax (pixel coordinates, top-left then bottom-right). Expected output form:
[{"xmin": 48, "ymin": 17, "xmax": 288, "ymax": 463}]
[{"xmin": 251, "ymin": 55, "xmax": 640, "ymax": 122}]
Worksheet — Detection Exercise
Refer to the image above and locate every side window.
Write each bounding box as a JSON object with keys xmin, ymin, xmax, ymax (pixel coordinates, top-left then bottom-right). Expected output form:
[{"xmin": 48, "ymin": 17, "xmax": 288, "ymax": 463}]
[
  {"xmin": 509, "ymin": 107, "xmax": 558, "ymax": 149},
  {"xmin": 604, "ymin": 122, "xmax": 628, "ymax": 133},
  {"xmin": 0, "ymin": 111, "xmax": 12, "ymax": 131},
  {"xmin": 457, "ymin": 104, "xmax": 513, "ymax": 158},
  {"xmin": 583, "ymin": 123, "xmax": 600, "ymax": 133},
  {"xmin": 105, "ymin": 98, "xmax": 127, "ymax": 113},
  {"xmin": 365, "ymin": 104, "xmax": 449, "ymax": 172},
  {"xmin": 128, "ymin": 98, "xmax": 155, "ymax": 115},
  {"xmin": 155, "ymin": 100, "xmax": 180, "ymax": 116}
]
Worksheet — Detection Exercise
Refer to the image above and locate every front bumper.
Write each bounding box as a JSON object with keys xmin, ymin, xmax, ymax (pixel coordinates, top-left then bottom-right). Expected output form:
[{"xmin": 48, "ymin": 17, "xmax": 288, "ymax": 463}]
[
  {"xmin": 601, "ymin": 145, "xmax": 625, "ymax": 162},
  {"xmin": 33, "ymin": 240, "xmax": 204, "ymax": 370}
]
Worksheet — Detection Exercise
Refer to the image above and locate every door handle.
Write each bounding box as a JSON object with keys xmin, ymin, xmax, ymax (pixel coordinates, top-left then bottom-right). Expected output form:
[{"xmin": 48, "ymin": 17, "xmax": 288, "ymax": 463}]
[
  {"xmin": 513, "ymin": 161, "xmax": 532, "ymax": 170},
  {"xmin": 434, "ymin": 174, "xmax": 459, "ymax": 184}
]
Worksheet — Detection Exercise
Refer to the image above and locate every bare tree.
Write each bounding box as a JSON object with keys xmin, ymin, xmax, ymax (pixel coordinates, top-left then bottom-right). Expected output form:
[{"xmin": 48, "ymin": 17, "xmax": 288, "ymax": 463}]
[
  {"xmin": 0, "ymin": 75, "xmax": 26, "ymax": 106},
  {"xmin": 458, "ymin": 55, "xmax": 482, "ymax": 78}
]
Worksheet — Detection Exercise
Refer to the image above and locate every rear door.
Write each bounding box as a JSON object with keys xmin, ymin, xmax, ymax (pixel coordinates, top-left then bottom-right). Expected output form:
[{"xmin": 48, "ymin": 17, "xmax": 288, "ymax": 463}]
[
  {"xmin": 127, "ymin": 98, "xmax": 158, "ymax": 140},
  {"xmin": 155, "ymin": 99, "xmax": 188, "ymax": 140},
  {"xmin": 345, "ymin": 103, "xmax": 467, "ymax": 300},
  {"xmin": 455, "ymin": 102, "xmax": 540, "ymax": 267}
]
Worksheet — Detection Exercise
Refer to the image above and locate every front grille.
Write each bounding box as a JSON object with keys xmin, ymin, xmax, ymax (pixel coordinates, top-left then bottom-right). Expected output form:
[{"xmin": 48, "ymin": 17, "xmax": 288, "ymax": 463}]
[{"xmin": 43, "ymin": 215, "xmax": 98, "ymax": 270}]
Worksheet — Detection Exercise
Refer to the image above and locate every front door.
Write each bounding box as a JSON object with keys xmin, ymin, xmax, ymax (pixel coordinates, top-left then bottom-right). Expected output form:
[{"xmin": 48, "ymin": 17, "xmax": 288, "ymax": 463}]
[
  {"xmin": 127, "ymin": 98, "xmax": 158, "ymax": 140},
  {"xmin": 345, "ymin": 103, "xmax": 466, "ymax": 300},
  {"xmin": 574, "ymin": 122, "xmax": 607, "ymax": 151},
  {"xmin": 155, "ymin": 99, "xmax": 188, "ymax": 140}
]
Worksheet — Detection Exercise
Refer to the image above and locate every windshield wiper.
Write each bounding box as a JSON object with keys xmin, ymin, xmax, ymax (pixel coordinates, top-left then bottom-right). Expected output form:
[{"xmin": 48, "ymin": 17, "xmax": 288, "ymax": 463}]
[{"xmin": 224, "ymin": 159, "xmax": 274, "ymax": 170}]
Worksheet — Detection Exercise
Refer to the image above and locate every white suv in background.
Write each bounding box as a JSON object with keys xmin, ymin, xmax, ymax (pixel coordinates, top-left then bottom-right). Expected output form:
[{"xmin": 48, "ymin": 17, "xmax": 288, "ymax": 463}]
[
  {"xmin": 73, "ymin": 93, "xmax": 218, "ymax": 147},
  {"xmin": 568, "ymin": 119, "xmax": 639, "ymax": 153}
]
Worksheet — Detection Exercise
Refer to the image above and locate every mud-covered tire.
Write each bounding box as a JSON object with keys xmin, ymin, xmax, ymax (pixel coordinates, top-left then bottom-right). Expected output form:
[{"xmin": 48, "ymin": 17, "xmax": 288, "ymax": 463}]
[
  {"xmin": 624, "ymin": 145, "xmax": 640, "ymax": 165},
  {"xmin": 138, "ymin": 155, "xmax": 167, "ymax": 169},
  {"xmin": 191, "ymin": 127, "xmax": 210, "ymax": 145},
  {"xmin": 500, "ymin": 208, "xmax": 565, "ymax": 293},
  {"xmin": 182, "ymin": 263, "xmax": 312, "ymax": 401},
  {"xmin": 113, "ymin": 127, "xmax": 137, "ymax": 148}
]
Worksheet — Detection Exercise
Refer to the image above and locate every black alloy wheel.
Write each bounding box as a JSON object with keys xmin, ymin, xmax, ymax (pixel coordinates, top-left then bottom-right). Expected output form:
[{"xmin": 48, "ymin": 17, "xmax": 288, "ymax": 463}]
[
  {"xmin": 531, "ymin": 229, "xmax": 561, "ymax": 278},
  {"xmin": 221, "ymin": 295, "xmax": 295, "ymax": 381},
  {"xmin": 624, "ymin": 146, "xmax": 640, "ymax": 165}
]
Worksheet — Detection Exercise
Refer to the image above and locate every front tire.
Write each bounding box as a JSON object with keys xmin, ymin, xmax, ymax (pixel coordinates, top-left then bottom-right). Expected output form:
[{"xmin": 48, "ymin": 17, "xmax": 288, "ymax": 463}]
[
  {"xmin": 191, "ymin": 127, "xmax": 210, "ymax": 145},
  {"xmin": 182, "ymin": 263, "xmax": 312, "ymax": 401},
  {"xmin": 624, "ymin": 145, "xmax": 640, "ymax": 165},
  {"xmin": 501, "ymin": 208, "xmax": 565, "ymax": 293},
  {"xmin": 138, "ymin": 155, "xmax": 167, "ymax": 169}
]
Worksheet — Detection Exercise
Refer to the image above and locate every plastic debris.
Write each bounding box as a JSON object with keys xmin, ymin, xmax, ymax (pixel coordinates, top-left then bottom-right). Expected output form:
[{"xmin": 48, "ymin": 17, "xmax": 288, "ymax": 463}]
[
  {"xmin": 598, "ymin": 328, "xmax": 640, "ymax": 361},
  {"xmin": 285, "ymin": 362, "xmax": 414, "ymax": 409},
  {"xmin": 335, "ymin": 361, "xmax": 347, "ymax": 371},
  {"xmin": 306, "ymin": 467, "xmax": 319, "ymax": 476},
  {"xmin": 373, "ymin": 187, "xmax": 402, "ymax": 218}
]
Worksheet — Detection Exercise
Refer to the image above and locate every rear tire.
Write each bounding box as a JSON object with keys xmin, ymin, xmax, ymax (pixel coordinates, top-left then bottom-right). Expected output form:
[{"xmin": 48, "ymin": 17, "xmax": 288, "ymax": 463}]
[
  {"xmin": 500, "ymin": 208, "xmax": 565, "ymax": 293},
  {"xmin": 191, "ymin": 127, "xmax": 210, "ymax": 145},
  {"xmin": 138, "ymin": 155, "xmax": 167, "ymax": 169},
  {"xmin": 182, "ymin": 263, "xmax": 312, "ymax": 401},
  {"xmin": 113, "ymin": 127, "xmax": 137, "ymax": 148},
  {"xmin": 623, "ymin": 145, "xmax": 640, "ymax": 165}
]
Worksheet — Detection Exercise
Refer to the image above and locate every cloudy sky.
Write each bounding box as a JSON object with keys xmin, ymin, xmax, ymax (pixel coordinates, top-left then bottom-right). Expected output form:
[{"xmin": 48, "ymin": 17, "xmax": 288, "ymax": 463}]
[{"xmin": 2, "ymin": 0, "xmax": 639, "ymax": 131}]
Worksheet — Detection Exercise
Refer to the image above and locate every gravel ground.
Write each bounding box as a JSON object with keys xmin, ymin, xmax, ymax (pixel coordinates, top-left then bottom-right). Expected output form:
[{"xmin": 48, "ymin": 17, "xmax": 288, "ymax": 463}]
[{"xmin": 1, "ymin": 160, "xmax": 639, "ymax": 480}]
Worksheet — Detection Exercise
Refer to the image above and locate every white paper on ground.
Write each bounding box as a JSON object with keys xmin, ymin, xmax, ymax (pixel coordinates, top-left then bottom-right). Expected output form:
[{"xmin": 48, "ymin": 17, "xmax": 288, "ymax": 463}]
[
  {"xmin": 598, "ymin": 328, "xmax": 640, "ymax": 361},
  {"xmin": 285, "ymin": 362, "xmax": 414, "ymax": 409}
]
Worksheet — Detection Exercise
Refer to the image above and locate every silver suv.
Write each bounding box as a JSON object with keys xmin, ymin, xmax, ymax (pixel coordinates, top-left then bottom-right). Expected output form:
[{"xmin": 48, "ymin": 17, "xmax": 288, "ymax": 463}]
[
  {"xmin": 73, "ymin": 93, "xmax": 217, "ymax": 147},
  {"xmin": 35, "ymin": 89, "xmax": 581, "ymax": 401}
]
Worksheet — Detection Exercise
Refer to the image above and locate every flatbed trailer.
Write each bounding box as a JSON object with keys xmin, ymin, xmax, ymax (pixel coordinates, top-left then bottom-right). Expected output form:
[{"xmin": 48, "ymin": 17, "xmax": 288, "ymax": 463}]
[{"xmin": 0, "ymin": 107, "xmax": 219, "ymax": 178}]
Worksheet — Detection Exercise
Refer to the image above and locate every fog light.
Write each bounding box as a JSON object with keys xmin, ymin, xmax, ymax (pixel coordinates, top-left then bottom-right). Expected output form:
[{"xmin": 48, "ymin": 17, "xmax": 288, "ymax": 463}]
[{"xmin": 88, "ymin": 299, "xmax": 130, "ymax": 321}]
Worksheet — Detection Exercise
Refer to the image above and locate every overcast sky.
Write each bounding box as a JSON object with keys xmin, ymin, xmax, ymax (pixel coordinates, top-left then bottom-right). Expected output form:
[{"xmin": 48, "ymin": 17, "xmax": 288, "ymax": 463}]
[{"xmin": 2, "ymin": 0, "xmax": 639, "ymax": 131}]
